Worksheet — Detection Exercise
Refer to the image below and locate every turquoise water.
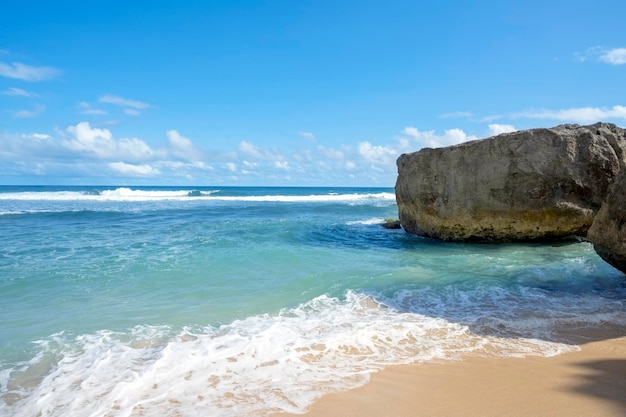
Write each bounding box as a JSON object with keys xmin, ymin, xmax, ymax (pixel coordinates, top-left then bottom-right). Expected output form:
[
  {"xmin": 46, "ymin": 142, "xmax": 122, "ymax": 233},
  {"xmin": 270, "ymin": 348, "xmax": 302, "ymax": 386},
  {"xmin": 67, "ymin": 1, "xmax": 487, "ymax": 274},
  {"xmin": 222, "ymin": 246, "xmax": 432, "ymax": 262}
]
[{"xmin": 1, "ymin": 186, "xmax": 625, "ymax": 416}]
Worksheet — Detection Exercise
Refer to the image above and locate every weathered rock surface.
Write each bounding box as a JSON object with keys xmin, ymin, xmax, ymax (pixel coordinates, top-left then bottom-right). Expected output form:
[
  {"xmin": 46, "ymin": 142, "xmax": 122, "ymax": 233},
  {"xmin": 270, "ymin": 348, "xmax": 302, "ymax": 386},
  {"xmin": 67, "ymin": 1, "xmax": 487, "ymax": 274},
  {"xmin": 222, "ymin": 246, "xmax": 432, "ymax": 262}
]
[
  {"xmin": 395, "ymin": 123, "xmax": 626, "ymax": 242},
  {"xmin": 588, "ymin": 170, "xmax": 626, "ymax": 273}
]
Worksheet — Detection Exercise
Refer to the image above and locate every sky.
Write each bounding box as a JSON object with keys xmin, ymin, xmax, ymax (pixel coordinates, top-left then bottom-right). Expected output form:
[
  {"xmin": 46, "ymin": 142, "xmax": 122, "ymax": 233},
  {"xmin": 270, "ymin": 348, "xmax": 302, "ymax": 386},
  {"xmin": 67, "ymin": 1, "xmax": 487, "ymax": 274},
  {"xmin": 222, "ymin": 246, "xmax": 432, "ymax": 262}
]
[{"xmin": 1, "ymin": 0, "xmax": 625, "ymax": 186}]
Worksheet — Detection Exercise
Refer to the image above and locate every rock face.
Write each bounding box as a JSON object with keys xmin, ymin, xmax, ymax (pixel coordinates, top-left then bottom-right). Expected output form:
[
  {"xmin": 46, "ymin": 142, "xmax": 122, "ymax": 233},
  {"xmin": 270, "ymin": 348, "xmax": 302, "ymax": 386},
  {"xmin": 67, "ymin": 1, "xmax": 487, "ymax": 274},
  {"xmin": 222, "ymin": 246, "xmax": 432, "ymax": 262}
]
[
  {"xmin": 395, "ymin": 123, "xmax": 626, "ymax": 242},
  {"xmin": 588, "ymin": 170, "xmax": 626, "ymax": 273}
]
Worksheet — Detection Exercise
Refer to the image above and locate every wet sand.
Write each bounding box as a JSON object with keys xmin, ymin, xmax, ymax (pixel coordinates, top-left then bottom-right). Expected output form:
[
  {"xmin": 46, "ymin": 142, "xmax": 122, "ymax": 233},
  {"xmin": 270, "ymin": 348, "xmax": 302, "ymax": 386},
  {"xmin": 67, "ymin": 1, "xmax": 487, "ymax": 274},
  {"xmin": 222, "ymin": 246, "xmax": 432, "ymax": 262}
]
[{"xmin": 274, "ymin": 337, "xmax": 626, "ymax": 417}]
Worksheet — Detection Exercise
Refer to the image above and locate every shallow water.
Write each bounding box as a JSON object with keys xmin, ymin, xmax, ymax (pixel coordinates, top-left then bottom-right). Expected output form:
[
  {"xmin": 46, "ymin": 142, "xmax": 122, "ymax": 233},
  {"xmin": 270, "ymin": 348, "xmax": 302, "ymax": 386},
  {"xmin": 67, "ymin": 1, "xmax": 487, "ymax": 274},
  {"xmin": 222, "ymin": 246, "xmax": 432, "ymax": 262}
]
[{"xmin": 1, "ymin": 186, "xmax": 625, "ymax": 416}]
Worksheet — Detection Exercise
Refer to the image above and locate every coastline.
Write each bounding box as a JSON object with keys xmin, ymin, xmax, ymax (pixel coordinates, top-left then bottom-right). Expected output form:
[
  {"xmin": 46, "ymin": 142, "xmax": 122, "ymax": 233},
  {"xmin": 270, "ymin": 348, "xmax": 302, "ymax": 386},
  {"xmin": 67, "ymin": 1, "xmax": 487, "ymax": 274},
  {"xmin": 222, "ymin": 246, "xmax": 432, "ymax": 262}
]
[{"xmin": 273, "ymin": 336, "xmax": 626, "ymax": 417}]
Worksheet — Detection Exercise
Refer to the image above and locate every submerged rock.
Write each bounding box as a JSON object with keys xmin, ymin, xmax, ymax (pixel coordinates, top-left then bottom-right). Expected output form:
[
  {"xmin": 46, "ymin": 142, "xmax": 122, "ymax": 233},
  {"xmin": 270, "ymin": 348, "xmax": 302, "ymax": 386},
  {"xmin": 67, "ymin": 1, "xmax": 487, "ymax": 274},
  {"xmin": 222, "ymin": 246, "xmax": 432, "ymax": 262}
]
[
  {"xmin": 381, "ymin": 219, "xmax": 402, "ymax": 229},
  {"xmin": 588, "ymin": 170, "xmax": 626, "ymax": 274},
  {"xmin": 395, "ymin": 123, "xmax": 626, "ymax": 242}
]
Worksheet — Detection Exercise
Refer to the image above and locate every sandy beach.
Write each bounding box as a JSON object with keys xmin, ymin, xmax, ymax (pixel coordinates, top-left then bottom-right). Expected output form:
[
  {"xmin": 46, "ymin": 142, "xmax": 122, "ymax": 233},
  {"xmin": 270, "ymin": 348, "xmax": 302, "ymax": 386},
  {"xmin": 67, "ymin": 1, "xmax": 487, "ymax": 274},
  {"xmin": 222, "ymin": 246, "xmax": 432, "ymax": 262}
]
[{"xmin": 274, "ymin": 336, "xmax": 626, "ymax": 417}]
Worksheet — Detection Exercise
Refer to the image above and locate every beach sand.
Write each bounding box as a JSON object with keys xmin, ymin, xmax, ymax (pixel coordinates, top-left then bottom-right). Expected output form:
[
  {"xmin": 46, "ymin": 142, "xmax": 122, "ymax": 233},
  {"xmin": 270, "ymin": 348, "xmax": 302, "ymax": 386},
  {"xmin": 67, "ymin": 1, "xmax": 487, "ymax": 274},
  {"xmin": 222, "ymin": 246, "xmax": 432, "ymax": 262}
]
[{"xmin": 274, "ymin": 336, "xmax": 626, "ymax": 417}]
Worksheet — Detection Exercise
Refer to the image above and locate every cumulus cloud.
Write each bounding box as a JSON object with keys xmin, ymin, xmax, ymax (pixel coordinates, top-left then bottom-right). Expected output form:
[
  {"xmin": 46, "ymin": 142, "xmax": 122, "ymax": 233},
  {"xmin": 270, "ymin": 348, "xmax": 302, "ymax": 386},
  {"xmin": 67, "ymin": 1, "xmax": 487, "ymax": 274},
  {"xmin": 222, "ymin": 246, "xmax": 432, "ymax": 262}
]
[
  {"xmin": 166, "ymin": 130, "xmax": 202, "ymax": 160},
  {"xmin": 401, "ymin": 126, "xmax": 477, "ymax": 148},
  {"xmin": 0, "ymin": 62, "xmax": 62, "ymax": 81},
  {"xmin": 0, "ymin": 132, "xmax": 60, "ymax": 161},
  {"xmin": 1, "ymin": 121, "xmax": 482, "ymax": 185},
  {"xmin": 14, "ymin": 104, "xmax": 46, "ymax": 118},
  {"xmin": 3, "ymin": 123, "xmax": 204, "ymax": 168},
  {"xmin": 487, "ymin": 124, "xmax": 517, "ymax": 136},
  {"xmin": 0, "ymin": 123, "xmax": 226, "ymax": 183},
  {"xmin": 357, "ymin": 142, "xmax": 398, "ymax": 165},
  {"xmin": 64, "ymin": 122, "xmax": 154, "ymax": 160},
  {"xmin": 109, "ymin": 162, "xmax": 160, "ymax": 176}
]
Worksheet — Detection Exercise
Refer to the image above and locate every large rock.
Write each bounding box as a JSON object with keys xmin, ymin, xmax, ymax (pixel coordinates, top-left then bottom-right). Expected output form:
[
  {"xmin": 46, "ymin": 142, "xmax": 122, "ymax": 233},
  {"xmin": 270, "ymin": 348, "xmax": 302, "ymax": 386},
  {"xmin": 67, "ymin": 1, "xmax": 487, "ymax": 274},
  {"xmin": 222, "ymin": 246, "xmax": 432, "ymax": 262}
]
[
  {"xmin": 588, "ymin": 170, "xmax": 626, "ymax": 273},
  {"xmin": 395, "ymin": 123, "xmax": 626, "ymax": 242}
]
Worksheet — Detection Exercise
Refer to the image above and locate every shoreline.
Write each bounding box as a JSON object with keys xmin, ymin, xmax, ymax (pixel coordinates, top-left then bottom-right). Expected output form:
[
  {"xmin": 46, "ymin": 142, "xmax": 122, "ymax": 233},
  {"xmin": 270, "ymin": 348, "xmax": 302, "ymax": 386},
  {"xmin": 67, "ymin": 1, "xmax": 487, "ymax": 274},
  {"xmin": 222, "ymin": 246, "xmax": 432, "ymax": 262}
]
[{"xmin": 273, "ymin": 336, "xmax": 626, "ymax": 417}]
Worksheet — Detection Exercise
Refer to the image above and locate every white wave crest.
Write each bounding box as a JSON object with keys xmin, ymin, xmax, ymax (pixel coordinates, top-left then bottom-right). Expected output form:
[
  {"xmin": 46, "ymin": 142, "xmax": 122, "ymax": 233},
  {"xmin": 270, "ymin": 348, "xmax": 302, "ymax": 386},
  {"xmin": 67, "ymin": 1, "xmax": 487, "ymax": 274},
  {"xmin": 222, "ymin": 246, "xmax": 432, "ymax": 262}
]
[
  {"xmin": 0, "ymin": 188, "xmax": 395, "ymax": 203},
  {"xmin": 346, "ymin": 217, "xmax": 389, "ymax": 225}
]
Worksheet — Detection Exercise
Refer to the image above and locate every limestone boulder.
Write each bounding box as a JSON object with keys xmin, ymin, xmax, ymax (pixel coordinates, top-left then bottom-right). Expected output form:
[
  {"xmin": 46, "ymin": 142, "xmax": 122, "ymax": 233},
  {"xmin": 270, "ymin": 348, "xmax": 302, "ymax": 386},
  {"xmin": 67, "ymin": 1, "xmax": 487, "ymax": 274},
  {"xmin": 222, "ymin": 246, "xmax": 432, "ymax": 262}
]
[
  {"xmin": 395, "ymin": 123, "xmax": 626, "ymax": 241},
  {"xmin": 588, "ymin": 170, "xmax": 626, "ymax": 274}
]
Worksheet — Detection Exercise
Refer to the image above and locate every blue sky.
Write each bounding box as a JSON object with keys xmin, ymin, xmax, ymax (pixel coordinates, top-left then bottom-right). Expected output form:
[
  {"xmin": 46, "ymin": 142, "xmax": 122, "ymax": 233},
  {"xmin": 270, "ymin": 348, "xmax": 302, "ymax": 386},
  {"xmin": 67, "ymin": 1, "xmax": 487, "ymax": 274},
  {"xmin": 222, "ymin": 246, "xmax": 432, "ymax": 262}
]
[{"xmin": 1, "ymin": 0, "xmax": 625, "ymax": 186}]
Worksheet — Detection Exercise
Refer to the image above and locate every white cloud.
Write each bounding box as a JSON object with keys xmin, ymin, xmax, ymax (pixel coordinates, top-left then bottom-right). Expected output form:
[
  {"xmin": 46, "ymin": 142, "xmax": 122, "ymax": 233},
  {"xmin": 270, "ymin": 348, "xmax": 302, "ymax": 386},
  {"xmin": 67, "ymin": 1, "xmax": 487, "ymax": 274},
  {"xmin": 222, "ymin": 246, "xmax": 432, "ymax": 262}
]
[
  {"xmin": 109, "ymin": 162, "xmax": 160, "ymax": 176},
  {"xmin": 317, "ymin": 145, "xmax": 344, "ymax": 159},
  {"xmin": 298, "ymin": 131, "xmax": 317, "ymax": 142},
  {"xmin": 192, "ymin": 161, "xmax": 214, "ymax": 171},
  {"xmin": 14, "ymin": 104, "xmax": 46, "ymax": 118},
  {"xmin": 32, "ymin": 133, "xmax": 52, "ymax": 140},
  {"xmin": 81, "ymin": 109, "xmax": 109, "ymax": 116},
  {"xmin": 478, "ymin": 114, "xmax": 503, "ymax": 123},
  {"xmin": 0, "ymin": 132, "xmax": 61, "ymax": 161},
  {"xmin": 599, "ymin": 47, "xmax": 626, "ymax": 65},
  {"xmin": 166, "ymin": 130, "xmax": 202, "ymax": 160},
  {"xmin": 0, "ymin": 62, "xmax": 62, "ymax": 81},
  {"xmin": 237, "ymin": 140, "xmax": 283, "ymax": 161},
  {"xmin": 513, "ymin": 105, "xmax": 626, "ymax": 123},
  {"xmin": 99, "ymin": 94, "xmax": 151, "ymax": 111},
  {"xmin": 125, "ymin": 108, "xmax": 141, "ymax": 116},
  {"xmin": 238, "ymin": 140, "xmax": 264, "ymax": 158},
  {"xmin": 64, "ymin": 122, "xmax": 154, "ymax": 160},
  {"xmin": 440, "ymin": 111, "xmax": 472, "ymax": 119},
  {"xmin": 78, "ymin": 102, "xmax": 108, "ymax": 116},
  {"xmin": 401, "ymin": 126, "xmax": 477, "ymax": 148},
  {"xmin": 357, "ymin": 142, "xmax": 397, "ymax": 165},
  {"xmin": 487, "ymin": 124, "xmax": 517, "ymax": 136},
  {"xmin": 577, "ymin": 47, "xmax": 626, "ymax": 65},
  {"xmin": 166, "ymin": 130, "xmax": 193, "ymax": 150},
  {"xmin": 3, "ymin": 87, "xmax": 38, "ymax": 97},
  {"xmin": 2, "ymin": 122, "xmax": 482, "ymax": 185}
]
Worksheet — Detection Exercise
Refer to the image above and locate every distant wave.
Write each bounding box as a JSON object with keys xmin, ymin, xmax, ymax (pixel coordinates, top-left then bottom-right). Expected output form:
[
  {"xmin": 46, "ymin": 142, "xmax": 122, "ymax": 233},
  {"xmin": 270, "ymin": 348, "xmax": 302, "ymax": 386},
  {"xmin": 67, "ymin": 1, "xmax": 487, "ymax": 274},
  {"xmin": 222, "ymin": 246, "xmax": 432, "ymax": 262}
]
[
  {"xmin": 207, "ymin": 192, "xmax": 395, "ymax": 203},
  {"xmin": 0, "ymin": 187, "xmax": 395, "ymax": 203},
  {"xmin": 0, "ymin": 188, "xmax": 220, "ymax": 201},
  {"xmin": 0, "ymin": 209, "xmax": 62, "ymax": 216}
]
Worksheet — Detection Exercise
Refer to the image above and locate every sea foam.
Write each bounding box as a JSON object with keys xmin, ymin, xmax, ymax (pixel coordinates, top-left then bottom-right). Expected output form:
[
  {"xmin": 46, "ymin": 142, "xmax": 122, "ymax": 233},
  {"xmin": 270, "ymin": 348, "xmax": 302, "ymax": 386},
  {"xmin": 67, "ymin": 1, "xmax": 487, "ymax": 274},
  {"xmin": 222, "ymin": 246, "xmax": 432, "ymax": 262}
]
[{"xmin": 2, "ymin": 291, "xmax": 584, "ymax": 417}]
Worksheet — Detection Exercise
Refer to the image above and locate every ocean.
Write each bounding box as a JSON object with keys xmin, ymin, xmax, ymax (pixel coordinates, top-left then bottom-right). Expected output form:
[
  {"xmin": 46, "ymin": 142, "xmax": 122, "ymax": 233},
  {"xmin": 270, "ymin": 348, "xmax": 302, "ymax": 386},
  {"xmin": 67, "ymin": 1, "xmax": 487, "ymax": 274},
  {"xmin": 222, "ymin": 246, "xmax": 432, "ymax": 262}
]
[{"xmin": 1, "ymin": 185, "xmax": 625, "ymax": 416}]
